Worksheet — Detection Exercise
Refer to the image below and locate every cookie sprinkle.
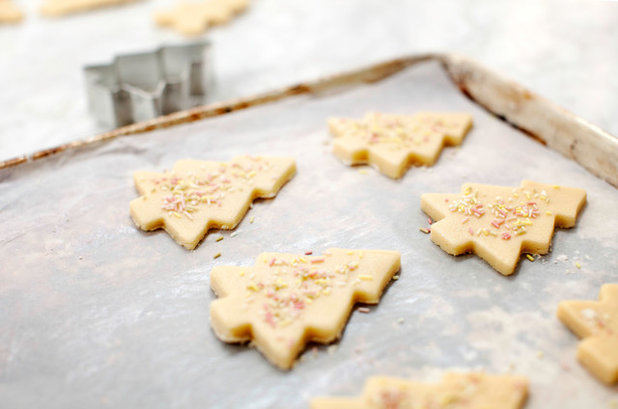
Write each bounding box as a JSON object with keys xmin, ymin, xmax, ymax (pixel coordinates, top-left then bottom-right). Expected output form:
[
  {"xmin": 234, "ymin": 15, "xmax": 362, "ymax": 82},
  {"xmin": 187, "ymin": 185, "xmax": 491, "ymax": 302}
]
[
  {"xmin": 154, "ymin": 156, "xmax": 271, "ymax": 220},
  {"xmin": 243, "ymin": 252, "xmax": 370, "ymax": 328},
  {"xmin": 448, "ymin": 186, "xmax": 550, "ymax": 240}
]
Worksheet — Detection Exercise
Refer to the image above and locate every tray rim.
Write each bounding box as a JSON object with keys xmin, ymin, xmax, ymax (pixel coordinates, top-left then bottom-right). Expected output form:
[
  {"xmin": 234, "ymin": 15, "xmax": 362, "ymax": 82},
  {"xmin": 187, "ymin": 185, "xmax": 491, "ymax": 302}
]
[{"xmin": 2, "ymin": 53, "xmax": 617, "ymax": 187}]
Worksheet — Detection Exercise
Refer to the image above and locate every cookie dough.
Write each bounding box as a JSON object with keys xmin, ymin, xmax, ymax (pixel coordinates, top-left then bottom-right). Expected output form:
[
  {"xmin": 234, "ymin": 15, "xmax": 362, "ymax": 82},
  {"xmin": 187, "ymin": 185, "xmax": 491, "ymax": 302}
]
[
  {"xmin": 311, "ymin": 372, "xmax": 529, "ymax": 409},
  {"xmin": 41, "ymin": 0, "xmax": 140, "ymax": 16},
  {"xmin": 0, "ymin": 0, "xmax": 23, "ymax": 23},
  {"xmin": 557, "ymin": 284, "xmax": 618, "ymax": 384},
  {"xmin": 210, "ymin": 248, "xmax": 401, "ymax": 369},
  {"xmin": 154, "ymin": 0, "xmax": 248, "ymax": 36},
  {"xmin": 328, "ymin": 112, "xmax": 472, "ymax": 179},
  {"xmin": 130, "ymin": 156, "xmax": 295, "ymax": 250},
  {"xmin": 421, "ymin": 180, "xmax": 586, "ymax": 275}
]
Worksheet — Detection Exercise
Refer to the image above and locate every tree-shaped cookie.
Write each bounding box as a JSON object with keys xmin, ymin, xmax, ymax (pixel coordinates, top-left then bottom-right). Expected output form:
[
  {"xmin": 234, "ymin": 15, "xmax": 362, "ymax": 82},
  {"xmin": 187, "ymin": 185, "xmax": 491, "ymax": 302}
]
[
  {"xmin": 130, "ymin": 156, "xmax": 295, "ymax": 249},
  {"xmin": 154, "ymin": 0, "xmax": 249, "ymax": 36},
  {"xmin": 311, "ymin": 372, "xmax": 529, "ymax": 409},
  {"xmin": 328, "ymin": 112, "xmax": 472, "ymax": 179},
  {"xmin": 40, "ymin": 0, "xmax": 140, "ymax": 16},
  {"xmin": 210, "ymin": 248, "xmax": 401, "ymax": 369},
  {"xmin": 557, "ymin": 284, "xmax": 618, "ymax": 384},
  {"xmin": 421, "ymin": 180, "xmax": 586, "ymax": 275},
  {"xmin": 0, "ymin": 0, "xmax": 23, "ymax": 23}
]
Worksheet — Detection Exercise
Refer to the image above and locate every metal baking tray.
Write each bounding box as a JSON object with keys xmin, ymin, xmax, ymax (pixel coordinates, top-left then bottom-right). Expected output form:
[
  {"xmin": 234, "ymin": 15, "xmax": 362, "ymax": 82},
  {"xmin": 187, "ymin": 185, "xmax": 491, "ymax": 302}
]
[{"xmin": 1, "ymin": 54, "xmax": 617, "ymax": 409}]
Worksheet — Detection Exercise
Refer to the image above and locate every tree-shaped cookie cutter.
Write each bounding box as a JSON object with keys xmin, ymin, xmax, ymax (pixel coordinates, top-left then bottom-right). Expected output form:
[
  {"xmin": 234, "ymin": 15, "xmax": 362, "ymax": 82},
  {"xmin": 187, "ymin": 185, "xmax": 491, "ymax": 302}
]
[{"xmin": 84, "ymin": 42, "xmax": 212, "ymax": 128}]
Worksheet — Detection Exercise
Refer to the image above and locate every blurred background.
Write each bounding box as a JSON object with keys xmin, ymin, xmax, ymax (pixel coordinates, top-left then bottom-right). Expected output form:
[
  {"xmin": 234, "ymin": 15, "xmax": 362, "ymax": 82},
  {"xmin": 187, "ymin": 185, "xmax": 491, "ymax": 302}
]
[{"xmin": 1, "ymin": 0, "xmax": 617, "ymax": 162}]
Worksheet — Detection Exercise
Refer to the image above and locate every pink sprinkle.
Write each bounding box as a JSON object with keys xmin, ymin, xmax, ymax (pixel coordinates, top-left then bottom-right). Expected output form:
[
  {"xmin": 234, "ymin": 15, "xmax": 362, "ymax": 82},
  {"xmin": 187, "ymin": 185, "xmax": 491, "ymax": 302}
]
[
  {"xmin": 427, "ymin": 217, "xmax": 433, "ymax": 225},
  {"xmin": 502, "ymin": 232, "xmax": 511, "ymax": 240},
  {"xmin": 468, "ymin": 227, "xmax": 474, "ymax": 236},
  {"xmin": 305, "ymin": 251, "xmax": 313, "ymax": 255},
  {"xmin": 265, "ymin": 312, "xmax": 275, "ymax": 327},
  {"xmin": 263, "ymin": 304, "xmax": 276, "ymax": 327},
  {"xmin": 311, "ymin": 258, "xmax": 325, "ymax": 264},
  {"xmin": 461, "ymin": 217, "xmax": 470, "ymax": 224},
  {"xmin": 357, "ymin": 307, "xmax": 371, "ymax": 313},
  {"xmin": 268, "ymin": 258, "xmax": 276, "ymax": 266}
]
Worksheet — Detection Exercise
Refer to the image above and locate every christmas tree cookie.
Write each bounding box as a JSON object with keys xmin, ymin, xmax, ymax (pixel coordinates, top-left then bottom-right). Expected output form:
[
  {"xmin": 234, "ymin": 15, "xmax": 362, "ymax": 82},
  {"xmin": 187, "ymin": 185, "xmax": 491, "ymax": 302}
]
[
  {"xmin": 328, "ymin": 112, "xmax": 472, "ymax": 178},
  {"xmin": 130, "ymin": 156, "xmax": 295, "ymax": 249},
  {"xmin": 210, "ymin": 248, "xmax": 401, "ymax": 369},
  {"xmin": 558, "ymin": 284, "xmax": 618, "ymax": 384},
  {"xmin": 421, "ymin": 180, "xmax": 586, "ymax": 275},
  {"xmin": 0, "ymin": 0, "xmax": 23, "ymax": 23},
  {"xmin": 154, "ymin": 0, "xmax": 248, "ymax": 36},
  {"xmin": 41, "ymin": 0, "xmax": 140, "ymax": 16},
  {"xmin": 311, "ymin": 372, "xmax": 529, "ymax": 409}
]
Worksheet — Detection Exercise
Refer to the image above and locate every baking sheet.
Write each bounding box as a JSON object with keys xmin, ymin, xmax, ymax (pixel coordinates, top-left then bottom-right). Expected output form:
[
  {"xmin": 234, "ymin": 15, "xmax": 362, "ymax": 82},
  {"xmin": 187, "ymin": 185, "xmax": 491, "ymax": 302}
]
[{"xmin": 1, "ymin": 60, "xmax": 617, "ymax": 408}]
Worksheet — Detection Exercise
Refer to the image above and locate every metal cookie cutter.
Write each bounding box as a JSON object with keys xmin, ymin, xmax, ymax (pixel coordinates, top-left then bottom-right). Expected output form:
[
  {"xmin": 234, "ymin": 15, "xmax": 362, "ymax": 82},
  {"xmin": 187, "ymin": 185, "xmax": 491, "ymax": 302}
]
[{"xmin": 84, "ymin": 42, "xmax": 212, "ymax": 128}]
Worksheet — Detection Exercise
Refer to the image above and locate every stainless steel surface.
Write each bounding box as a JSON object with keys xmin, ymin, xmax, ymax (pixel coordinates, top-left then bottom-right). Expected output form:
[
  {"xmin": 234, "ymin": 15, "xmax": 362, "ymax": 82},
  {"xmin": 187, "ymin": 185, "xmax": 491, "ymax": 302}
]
[
  {"xmin": 1, "ymin": 61, "xmax": 617, "ymax": 408},
  {"xmin": 84, "ymin": 42, "xmax": 212, "ymax": 127}
]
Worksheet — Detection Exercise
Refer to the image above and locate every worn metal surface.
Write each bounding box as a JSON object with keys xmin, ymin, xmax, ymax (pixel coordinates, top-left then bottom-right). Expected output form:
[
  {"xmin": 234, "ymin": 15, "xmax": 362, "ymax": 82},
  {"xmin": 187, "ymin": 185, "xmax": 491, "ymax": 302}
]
[
  {"xmin": 3, "ymin": 54, "xmax": 617, "ymax": 190},
  {"xmin": 439, "ymin": 54, "xmax": 618, "ymax": 189},
  {"xmin": 1, "ymin": 61, "xmax": 617, "ymax": 409}
]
